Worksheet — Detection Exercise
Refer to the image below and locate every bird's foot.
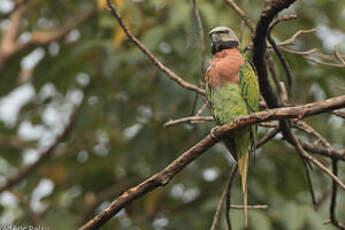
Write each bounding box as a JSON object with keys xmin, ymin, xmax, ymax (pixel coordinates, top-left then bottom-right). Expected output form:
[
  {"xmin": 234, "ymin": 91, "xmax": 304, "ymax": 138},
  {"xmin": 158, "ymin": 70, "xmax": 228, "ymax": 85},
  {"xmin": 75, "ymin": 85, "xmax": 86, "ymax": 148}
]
[{"xmin": 210, "ymin": 125, "xmax": 221, "ymax": 140}]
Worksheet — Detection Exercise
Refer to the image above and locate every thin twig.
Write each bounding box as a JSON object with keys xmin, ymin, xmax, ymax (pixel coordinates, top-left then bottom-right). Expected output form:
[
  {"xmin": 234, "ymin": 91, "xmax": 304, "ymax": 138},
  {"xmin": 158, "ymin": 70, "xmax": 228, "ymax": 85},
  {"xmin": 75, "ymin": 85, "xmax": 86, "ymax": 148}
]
[
  {"xmin": 269, "ymin": 14, "xmax": 297, "ymax": 30},
  {"xmin": 195, "ymin": 103, "xmax": 208, "ymax": 116},
  {"xmin": 282, "ymin": 47, "xmax": 319, "ymax": 55},
  {"xmin": 210, "ymin": 164, "xmax": 238, "ymax": 230},
  {"xmin": 304, "ymin": 56, "xmax": 345, "ymax": 68},
  {"xmin": 164, "ymin": 116, "xmax": 213, "ymax": 127},
  {"xmin": 106, "ymin": 0, "xmax": 204, "ymax": 95},
  {"xmin": 256, "ymin": 126, "xmax": 280, "ymax": 149},
  {"xmin": 329, "ymin": 159, "xmax": 345, "ymax": 229},
  {"xmin": 224, "ymin": 0, "xmax": 255, "ymax": 34},
  {"xmin": 190, "ymin": 0, "xmax": 206, "ymax": 115},
  {"xmin": 229, "ymin": 204, "xmax": 268, "ymax": 210},
  {"xmin": 225, "ymin": 164, "xmax": 238, "ymax": 230},
  {"xmin": 334, "ymin": 48, "xmax": 345, "ymax": 66},
  {"xmin": 300, "ymin": 140, "xmax": 345, "ymax": 161},
  {"xmin": 277, "ymin": 29, "xmax": 316, "ymax": 47},
  {"xmin": 267, "ymin": 34, "xmax": 294, "ymax": 99},
  {"xmin": 265, "ymin": 52, "xmax": 284, "ymax": 98},
  {"xmin": 291, "ymin": 134, "xmax": 345, "ymax": 189},
  {"xmin": 315, "ymin": 188, "xmax": 331, "ymax": 209},
  {"xmin": 289, "ymin": 134, "xmax": 317, "ymax": 209},
  {"xmin": 330, "ymin": 110, "xmax": 345, "ymax": 119},
  {"xmin": 293, "ymin": 120, "xmax": 332, "ymax": 149},
  {"xmin": 305, "ymin": 161, "xmax": 317, "ymax": 208},
  {"xmin": 282, "ymin": 47, "xmax": 345, "ymax": 68}
]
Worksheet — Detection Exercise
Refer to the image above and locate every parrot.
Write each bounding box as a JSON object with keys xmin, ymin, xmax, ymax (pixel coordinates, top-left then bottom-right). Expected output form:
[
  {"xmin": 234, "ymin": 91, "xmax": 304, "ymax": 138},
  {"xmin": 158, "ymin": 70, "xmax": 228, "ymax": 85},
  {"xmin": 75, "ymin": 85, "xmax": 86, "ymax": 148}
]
[{"xmin": 205, "ymin": 26, "xmax": 260, "ymax": 227}]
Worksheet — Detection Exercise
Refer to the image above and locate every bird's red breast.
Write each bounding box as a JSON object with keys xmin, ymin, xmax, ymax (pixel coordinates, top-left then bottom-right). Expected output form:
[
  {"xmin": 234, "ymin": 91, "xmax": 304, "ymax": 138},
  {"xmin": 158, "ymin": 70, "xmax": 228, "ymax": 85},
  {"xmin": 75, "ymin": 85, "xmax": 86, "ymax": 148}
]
[{"xmin": 206, "ymin": 48, "xmax": 244, "ymax": 88}]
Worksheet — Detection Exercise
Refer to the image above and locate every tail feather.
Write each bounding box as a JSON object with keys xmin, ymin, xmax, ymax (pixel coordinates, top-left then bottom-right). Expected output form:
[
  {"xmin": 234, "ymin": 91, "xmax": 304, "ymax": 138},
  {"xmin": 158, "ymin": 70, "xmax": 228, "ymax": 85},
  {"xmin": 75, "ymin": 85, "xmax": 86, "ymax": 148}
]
[{"xmin": 238, "ymin": 150, "xmax": 249, "ymax": 228}]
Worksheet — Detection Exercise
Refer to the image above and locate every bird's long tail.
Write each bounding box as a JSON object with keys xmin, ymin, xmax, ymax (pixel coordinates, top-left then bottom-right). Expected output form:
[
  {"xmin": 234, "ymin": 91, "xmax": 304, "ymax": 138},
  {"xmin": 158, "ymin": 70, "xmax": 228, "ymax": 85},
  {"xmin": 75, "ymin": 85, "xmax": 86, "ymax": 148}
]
[{"xmin": 238, "ymin": 150, "xmax": 248, "ymax": 228}]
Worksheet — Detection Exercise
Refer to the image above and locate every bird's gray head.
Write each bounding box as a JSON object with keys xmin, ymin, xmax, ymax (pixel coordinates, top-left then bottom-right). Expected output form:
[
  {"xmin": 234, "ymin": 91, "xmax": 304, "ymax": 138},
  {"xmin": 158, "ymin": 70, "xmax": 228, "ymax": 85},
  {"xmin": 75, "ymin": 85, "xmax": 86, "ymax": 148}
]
[{"xmin": 209, "ymin": 26, "xmax": 240, "ymax": 54}]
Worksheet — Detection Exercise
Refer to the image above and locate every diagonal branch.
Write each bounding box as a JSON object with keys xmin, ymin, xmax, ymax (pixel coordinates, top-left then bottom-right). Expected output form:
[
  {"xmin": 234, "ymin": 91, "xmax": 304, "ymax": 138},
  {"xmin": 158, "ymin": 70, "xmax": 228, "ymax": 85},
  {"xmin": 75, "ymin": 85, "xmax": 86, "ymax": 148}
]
[
  {"xmin": 224, "ymin": 0, "xmax": 255, "ymax": 34},
  {"xmin": 293, "ymin": 120, "xmax": 332, "ymax": 149},
  {"xmin": 106, "ymin": 0, "xmax": 205, "ymax": 95},
  {"xmin": 256, "ymin": 126, "xmax": 280, "ymax": 149},
  {"xmin": 0, "ymin": 1, "xmax": 27, "ymax": 70},
  {"xmin": 79, "ymin": 94, "xmax": 345, "ymax": 230},
  {"xmin": 0, "ymin": 0, "xmax": 28, "ymax": 20}
]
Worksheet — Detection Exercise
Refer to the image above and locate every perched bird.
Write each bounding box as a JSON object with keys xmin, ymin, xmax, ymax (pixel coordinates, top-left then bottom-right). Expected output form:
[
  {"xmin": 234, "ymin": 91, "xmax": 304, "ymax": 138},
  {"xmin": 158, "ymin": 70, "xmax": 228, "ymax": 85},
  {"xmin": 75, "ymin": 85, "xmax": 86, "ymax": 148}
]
[{"xmin": 205, "ymin": 26, "xmax": 260, "ymax": 227}]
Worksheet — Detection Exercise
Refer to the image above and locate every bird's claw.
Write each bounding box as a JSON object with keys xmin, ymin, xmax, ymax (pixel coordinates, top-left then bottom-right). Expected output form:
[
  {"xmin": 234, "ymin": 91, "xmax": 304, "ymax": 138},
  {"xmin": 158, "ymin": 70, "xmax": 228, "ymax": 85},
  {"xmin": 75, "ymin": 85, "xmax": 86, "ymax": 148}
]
[{"xmin": 210, "ymin": 125, "xmax": 221, "ymax": 140}]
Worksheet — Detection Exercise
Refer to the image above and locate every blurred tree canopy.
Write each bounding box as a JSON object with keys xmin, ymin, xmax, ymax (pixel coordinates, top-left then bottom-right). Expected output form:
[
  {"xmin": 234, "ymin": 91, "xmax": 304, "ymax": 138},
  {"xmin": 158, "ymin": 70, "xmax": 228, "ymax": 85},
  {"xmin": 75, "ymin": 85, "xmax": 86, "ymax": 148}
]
[{"xmin": 0, "ymin": 0, "xmax": 344, "ymax": 229}]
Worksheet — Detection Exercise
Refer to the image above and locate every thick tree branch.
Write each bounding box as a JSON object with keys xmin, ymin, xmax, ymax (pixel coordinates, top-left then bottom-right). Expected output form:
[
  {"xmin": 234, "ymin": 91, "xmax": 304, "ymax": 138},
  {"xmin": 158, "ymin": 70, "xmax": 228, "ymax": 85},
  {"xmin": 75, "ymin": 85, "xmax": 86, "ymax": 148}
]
[
  {"xmin": 253, "ymin": 0, "xmax": 296, "ymax": 108},
  {"xmin": 106, "ymin": 0, "xmax": 205, "ymax": 95},
  {"xmin": 79, "ymin": 94, "xmax": 345, "ymax": 230}
]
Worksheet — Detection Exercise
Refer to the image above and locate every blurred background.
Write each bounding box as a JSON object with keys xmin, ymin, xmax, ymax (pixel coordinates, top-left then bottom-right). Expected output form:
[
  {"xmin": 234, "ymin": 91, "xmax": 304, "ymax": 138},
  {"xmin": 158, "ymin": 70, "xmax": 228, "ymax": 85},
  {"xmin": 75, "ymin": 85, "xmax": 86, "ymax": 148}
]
[{"xmin": 0, "ymin": 0, "xmax": 344, "ymax": 229}]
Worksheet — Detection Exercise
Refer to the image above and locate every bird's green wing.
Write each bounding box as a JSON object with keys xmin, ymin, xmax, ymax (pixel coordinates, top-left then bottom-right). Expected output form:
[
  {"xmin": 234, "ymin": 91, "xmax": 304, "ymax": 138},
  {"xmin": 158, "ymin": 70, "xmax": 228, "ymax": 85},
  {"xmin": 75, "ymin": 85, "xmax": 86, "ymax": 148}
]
[{"xmin": 238, "ymin": 60, "xmax": 260, "ymax": 154}]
